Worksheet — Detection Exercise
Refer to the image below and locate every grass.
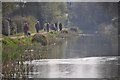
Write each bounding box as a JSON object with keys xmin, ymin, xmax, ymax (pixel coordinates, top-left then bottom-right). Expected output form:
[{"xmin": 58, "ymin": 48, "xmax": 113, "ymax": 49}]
[
  {"xmin": 1, "ymin": 27, "xmax": 80, "ymax": 78},
  {"xmin": 2, "ymin": 30, "xmax": 60, "ymax": 62},
  {"xmin": 2, "ymin": 36, "xmax": 32, "ymax": 63},
  {"xmin": 2, "ymin": 28, "xmax": 79, "ymax": 63}
]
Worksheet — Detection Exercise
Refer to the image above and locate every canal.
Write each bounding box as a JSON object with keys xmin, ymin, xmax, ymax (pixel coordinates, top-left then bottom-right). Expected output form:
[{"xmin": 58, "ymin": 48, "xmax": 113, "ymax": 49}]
[{"xmin": 23, "ymin": 33, "xmax": 119, "ymax": 78}]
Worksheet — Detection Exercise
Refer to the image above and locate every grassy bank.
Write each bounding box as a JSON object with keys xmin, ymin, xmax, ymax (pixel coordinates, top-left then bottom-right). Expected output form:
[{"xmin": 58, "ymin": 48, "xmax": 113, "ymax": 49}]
[
  {"xmin": 2, "ymin": 36, "xmax": 32, "ymax": 63},
  {"xmin": 2, "ymin": 28, "xmax": 80, "ymax": 62},
  {"xmin": 2, "ymin": 28, "xmax": 80, "ymax": 78}
]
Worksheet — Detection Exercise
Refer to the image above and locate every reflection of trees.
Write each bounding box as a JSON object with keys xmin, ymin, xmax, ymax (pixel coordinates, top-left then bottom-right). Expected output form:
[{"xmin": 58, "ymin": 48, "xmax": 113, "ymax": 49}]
[
  {"xmin": 23, "ymin": 40, "xmax": 65, "ymax": 60},
  {"xmin": 48, "ymin": 42, "xmax": 65, "ymax": 59}
]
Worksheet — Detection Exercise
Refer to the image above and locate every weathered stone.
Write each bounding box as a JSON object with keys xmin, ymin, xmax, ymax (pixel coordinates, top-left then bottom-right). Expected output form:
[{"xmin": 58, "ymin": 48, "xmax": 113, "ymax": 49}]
[{"xmin": 32, "ymin": 33, "xmax": 47, "ymax": 46}]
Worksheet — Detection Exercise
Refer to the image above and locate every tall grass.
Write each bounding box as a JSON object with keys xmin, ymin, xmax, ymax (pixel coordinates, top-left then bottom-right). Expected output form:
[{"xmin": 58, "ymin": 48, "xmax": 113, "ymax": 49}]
[{"xmin": 2, "ymin": 36, "xmax": 32, "ymax": 63}]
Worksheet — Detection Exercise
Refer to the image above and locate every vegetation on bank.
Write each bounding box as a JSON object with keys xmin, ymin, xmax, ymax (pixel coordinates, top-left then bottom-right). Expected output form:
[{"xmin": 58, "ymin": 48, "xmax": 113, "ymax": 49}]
[
  {"xmin": 2, "ymin": 36, "xmax": 32, "ymax": 63},
  {"xmin": 2, "ymin": 27, "xmax": 80, "ymax": 63}
]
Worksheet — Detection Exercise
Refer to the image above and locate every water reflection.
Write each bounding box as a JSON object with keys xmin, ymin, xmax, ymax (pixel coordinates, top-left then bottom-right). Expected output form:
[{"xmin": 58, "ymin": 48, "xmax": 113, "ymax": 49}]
[
  {"xmin": 23, "ymin": 34, "xmax": 119, "ymax": 78},
  {"xmin": 24, "ymin": 34, "xmax": 118, "ymax": 59},
  {"xmin": 2, "ymin": 34, "xmax": 119, "ymax": 78},
  {"xmin": 64, "ymin": 34, "xmax": 118, "ymax": 58},
  {"xmin": 24, "ymin": 56, "xmax": 120, "ymax": 78}
]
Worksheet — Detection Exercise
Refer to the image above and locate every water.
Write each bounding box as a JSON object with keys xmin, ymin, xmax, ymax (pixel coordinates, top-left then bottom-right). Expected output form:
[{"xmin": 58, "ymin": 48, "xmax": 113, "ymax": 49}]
[
  {"xmin": 2, "ymin": 34, "xmax": 119, "ymax": 79},
  {"xmin": 23, "ymin": 34, "xmax": 119, "ymax": 78},
  {"xmin": 24, "ymin": 57, "xmax": 119, "ymax": 78}
]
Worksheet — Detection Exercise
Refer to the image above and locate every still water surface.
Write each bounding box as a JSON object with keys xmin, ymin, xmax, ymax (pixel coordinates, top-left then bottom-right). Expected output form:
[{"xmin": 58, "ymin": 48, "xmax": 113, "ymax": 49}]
[{"xmin": 24, "ymin": 34, "xmax": 119, "ymax": 78}]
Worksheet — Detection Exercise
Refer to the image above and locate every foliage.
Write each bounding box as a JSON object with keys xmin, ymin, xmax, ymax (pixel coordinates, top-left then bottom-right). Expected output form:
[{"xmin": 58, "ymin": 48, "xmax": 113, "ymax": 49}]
[
  {"xmin": 40, "ymin": 2, "xmax": 67, "ymax": 23},
  {"xmin": 2, "ymin": 2, "xmax": 14, "ymax": 17},
  {"xmin": 12, "ymin": 16, "xmax": 36, "ymax": 33},
  {"xmin": 2, "ymin": 2, "xmax": 67, "ymax": 35}
]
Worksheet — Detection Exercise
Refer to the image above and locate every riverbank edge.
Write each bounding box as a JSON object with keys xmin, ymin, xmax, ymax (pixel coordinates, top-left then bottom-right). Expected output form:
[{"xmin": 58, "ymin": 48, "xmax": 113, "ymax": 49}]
[
  {"xmin": 2, "ymin": 27, "xmax": 80, "ymax": 62},
  {"xmin": 2, "ymin": 27, "xmax": 80, "ymax": 78}
]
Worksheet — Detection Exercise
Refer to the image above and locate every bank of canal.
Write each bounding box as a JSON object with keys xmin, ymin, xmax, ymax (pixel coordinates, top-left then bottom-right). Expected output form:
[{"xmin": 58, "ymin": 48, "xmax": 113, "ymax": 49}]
[{"xmin": 2, "ymin": 27, "xmax": 80, "ymax": 78}]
